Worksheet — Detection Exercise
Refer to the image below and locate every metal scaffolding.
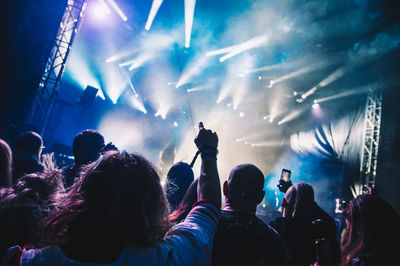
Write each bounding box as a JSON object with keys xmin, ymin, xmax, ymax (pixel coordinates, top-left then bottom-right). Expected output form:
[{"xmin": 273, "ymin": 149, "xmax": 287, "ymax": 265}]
[
  {"xmin": 25, "ymin": 0, "xmax": 87, "ymax": 136},
  {"xmin": 359, "ymin": 88, "xmax": 382, "ymax": 193}
]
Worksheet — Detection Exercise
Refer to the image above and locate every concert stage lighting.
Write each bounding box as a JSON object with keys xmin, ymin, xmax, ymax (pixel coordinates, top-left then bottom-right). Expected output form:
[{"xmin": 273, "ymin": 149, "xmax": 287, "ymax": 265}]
[
  {"xmin": 219, "ymin": 35, "xmax": 268, "ymax": 63},
  {"xmin": 90, "ymin": 2, "xmax": 109, "ymax": 21},
  {"xmin": 106, "ymin": 0, "xmax": 127, "ymax": 21},
  {"xmin": 312, "ymin": 102, "xmax": 320, "ymax": 109},
  {"xmin": 302, "ymin": 66, "xmax": 347, "ymax": 99},
  {"xmin": 184, "ymin": 0, "xmax": 196, "ymax": 48},
  {"xmin": 145, "ymin": 0, "xmax": 164, "ymax": 30}
]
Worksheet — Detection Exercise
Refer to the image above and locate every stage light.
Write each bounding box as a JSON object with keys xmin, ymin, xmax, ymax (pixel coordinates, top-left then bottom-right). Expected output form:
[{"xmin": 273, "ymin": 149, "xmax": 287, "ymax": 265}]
[
  {"xmin": 312, "ymin": 102, "xmax": 320, "ymax": 109},
  {"xmin": 302, "ymin": 66, "xmax": 347, "ymax": 99},
  {"xmin": 184, "ymin": 0, "xmax": 196, "ymax": 48},
  {"xmin": 128, "ymin": 93, "xmax": 147, "ymax": 113},
  {"xmin": 97, "ymin": 89, "xmax": 105, "ymax": 100},
  {"xmin": 65, "ymin": 50, "xmax": 104, "ymax": 99},
  {"xmin": 244, "ymin": 63, "xmax": 289, "ymax": 74},
  {"xmin": 293, "ymin": 91, "xmax": 298, "ymax": 96},
  {"xmin": 154, "ymin": 101, "xmax": 170, "ymax": 119},
  {"xmin": 128, "ymin": 53, "xmax": 154, "ymax": 71},
  {"xmin": 219, "ymin": 35, "xmax": 268, "ymax": 63},
  {"xmin": 173, "ymin": 121, "xmax": 179, "ymax": 127},
  {"xmin": 205, "ymin": 45, "xmax": 238, "ymax": 57},
  {"xmin": 270, "ymin": 60, "xmax": 329, "ymax": 88},
  {"xmin": 176, "ymin": 55, "xmax": 209, "ymax": 88},
  {"xmin": 250, "ymin": 141, "xmax": 283, "ymax": 147},
  {"xmin": 258, "ymin": 76, "xmax": 262, "ymax": 80},
  {"xmin": 314, "ymin": 83, "xmax": 374, "ymax": 104},
  {"xmin": 106, "ymin": 0, "xmax": 127, "ymax": 21},
  {"xmin": 186, "ymin": 86, "xmax": 206, "ymax": 92},
  {"xmin": 90, "ymin": 2, "xmax": 109, "ymax": 21},
  {"xmin": 145, "ymin": 0, "xmax": 164, "ymax": 30},
  {"xmin": 278, "ymin": 108, "xmax": 307, "ymax": 125},
  {"xmin": 239, "ymin": 112, "xmax": 245, "ymax": 118}
]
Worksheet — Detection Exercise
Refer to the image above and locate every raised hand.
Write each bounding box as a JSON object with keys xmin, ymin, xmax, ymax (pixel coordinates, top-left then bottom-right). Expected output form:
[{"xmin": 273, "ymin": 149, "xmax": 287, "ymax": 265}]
[{"xmin": 194, "ymin": 122, "xmax": 218, "ymax": 152}]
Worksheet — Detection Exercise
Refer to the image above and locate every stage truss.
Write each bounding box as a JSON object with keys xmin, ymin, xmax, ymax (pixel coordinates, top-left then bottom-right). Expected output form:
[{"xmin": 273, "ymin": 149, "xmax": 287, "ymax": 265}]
[
  {"xmin": 359, "ymin": 88, "xmax": 382, "ymax": 194},
  {"xmin": 25, "ymin": 0, "xmax": 87, "ymax": 136}
]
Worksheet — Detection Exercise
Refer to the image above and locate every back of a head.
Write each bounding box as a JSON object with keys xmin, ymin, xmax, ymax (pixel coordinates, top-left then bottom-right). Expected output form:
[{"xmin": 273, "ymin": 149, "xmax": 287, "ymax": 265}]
[
  {"xmin": 14, "ymin": 131, "xmax": 43, "ymax": 157},
  {"xmin": 16, "ymin": 172, "xmax": 60, "ymax": 205},
  {"xmin": 72, "ymin": 129, "xmax": 105, "ymax": 165},
  {"xmin": 0, "ymin": 171, "xmax": 62, "ymax": 208},
  {"xmin": 344, "ymin": 194, "xmax": 399, "ymax": 249},
  {"xmin": 342, "ymin": 194, "xmax": 399, "ymax": 265},
  {"xmin": 283, "ymin": 182, "xmax": 315, "ymax": 220},
  {"xmin": 165, "ymin": 162, "xmax": 194, "ymax": 211},
  {"xmin": 42, "ymin": 151, "xmax": 170, "ymax": 248},
  {"xmin": 226, "ymin": 164, "xmax": 265, "ymax": 205},
  {"xmin": 0, "ymin": 139, "xmax": 12, "ymax": 187}
]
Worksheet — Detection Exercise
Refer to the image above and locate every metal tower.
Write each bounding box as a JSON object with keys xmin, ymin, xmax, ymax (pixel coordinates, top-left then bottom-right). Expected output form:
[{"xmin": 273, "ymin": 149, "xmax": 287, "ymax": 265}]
[
  {"xmin": 25, "ymin": 0, "xmax": 87, "ymax": 136},
  {"xmin": 359, "ymin": 88, "xmax": 382, "ymax": 194}
]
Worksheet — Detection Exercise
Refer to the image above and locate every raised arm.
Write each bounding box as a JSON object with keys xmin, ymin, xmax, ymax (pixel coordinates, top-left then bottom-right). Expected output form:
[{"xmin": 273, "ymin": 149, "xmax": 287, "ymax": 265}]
[{"xmin": 194, "ymin": 122, "xmax": 221, "ymax": 208}]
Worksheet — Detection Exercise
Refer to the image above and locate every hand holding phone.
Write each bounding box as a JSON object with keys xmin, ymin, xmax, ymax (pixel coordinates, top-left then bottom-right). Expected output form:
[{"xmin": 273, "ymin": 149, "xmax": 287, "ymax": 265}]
[{"xmin": 278, "ymin": 168, "xmax": 292, "ymax": 193}]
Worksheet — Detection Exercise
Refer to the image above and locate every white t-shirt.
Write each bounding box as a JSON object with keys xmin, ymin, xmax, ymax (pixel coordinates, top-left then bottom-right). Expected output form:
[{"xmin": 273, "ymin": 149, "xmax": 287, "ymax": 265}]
[{"xmin": 4, "ymin": 201, "xmax": 220, "ymax": 266}]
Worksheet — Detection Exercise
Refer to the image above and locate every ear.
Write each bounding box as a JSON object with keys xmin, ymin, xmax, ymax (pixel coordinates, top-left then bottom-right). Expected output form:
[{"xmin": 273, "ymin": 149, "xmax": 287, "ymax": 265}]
[
  {"xmin": 256, "ymin": 190, "xmax": 265, "ymax": 205},
  {"xmin": 223, "ymin": 181, "xmax": 229, "ymax": 196}
]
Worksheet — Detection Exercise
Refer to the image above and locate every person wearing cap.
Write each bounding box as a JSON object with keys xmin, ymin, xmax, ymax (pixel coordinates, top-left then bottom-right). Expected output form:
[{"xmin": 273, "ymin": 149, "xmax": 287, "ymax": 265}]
[{"xmin": 211, "ymin": 164, "xmax": 289, "ymax": 266}]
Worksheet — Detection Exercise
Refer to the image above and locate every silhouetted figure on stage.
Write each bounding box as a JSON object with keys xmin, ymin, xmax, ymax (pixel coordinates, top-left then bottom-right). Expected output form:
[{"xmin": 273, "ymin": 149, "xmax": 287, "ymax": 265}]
[
  {"xmin": 269, "ymin": 182, "xmax": 340, "ymax": 266},
  {"xmin": 211, "ymin": 164, "xmax": 289, "ymax": 266},
  {"xmin": 63, "ymin": 129, "xmax": 108, "ymax": 188},
  {"xmin": 12, "ymin": 131, "xmax": 44, "ymax": 183}
]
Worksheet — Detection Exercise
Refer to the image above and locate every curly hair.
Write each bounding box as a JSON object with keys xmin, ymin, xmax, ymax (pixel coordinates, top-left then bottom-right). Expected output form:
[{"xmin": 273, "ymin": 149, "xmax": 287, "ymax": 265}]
[{"xmin": 39, "ymin": 151, "xmax": 171, "ymax": 250}]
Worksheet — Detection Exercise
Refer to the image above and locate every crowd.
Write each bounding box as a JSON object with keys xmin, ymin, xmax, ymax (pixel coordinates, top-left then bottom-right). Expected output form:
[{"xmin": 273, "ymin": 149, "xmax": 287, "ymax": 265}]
[{"xmin": 0, "ymin": 124, "xmax": 398, "ymax": 265}]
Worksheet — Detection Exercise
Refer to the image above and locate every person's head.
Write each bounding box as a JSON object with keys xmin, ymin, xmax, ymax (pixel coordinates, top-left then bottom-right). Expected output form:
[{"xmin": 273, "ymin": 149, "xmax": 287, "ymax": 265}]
[
  {"xmin": 41, "ymin": 151, "xmax": 170, "ymax": 248},
  {"xmin": 14, "ymin": 131, "xmax": 43, "ymax": 158},
  {"xmin": 341, "ymin": 194, "xmax": 399, "ymax": 265},
  {"xmin": 72, "ymin": 129, "xmax": 105, "ymax": 166},
  {"xmin": 169, "ymin": 178, "xmax": 199, "ymax": 224},
  {"xmin": 165, "ymin": 162, "xmax": 194, "ymax": 212},
  {"xmin": 0, "ymin": 139, "xmax": 12, "ymax": 187},
  {"xmin": 223, "ymin": 164, "xmax": 265, "ymax": 211},
  {"xmin": 0, "ymin": 170, "xmax": 63, "ymax": 208},
  {"xmin": 281, "ymin": 182, "xmax": 314, "ymax": 220}
]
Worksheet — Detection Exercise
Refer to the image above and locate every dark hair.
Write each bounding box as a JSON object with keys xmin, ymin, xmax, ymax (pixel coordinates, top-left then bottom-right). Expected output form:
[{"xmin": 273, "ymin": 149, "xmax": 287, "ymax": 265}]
[
  {"xmin": 39, "ymin": 151, "xmax": 170, "ymax": 248},
  {"xmin": 0, "ymin": 170, "xmax": 63, "ymax": 208},
  {"xmin": 165, "ymin": 162, "xmax": 194, "ymax": 212},
  {"xmin": 169, "ymin": 178, "xmax": 198, "ymax": 224},
  {"xmin": 14, "ymin": 131, "xmax": 43, "ymax": 157},
  {"xmin": 72, "ymin": 129, "xmax": 105, "ymax": 165},
  {"xmin": 0, "ymin": 139, "xmax": 12, "ymax": 187},
  {"xmin": 226, "ymin": 164, "xmax": 265, "ymax": 204},
  {"xmin": 283, "ymin": 182, "xmax": 315, "ymax": 220},
  {"xmin": 341, "ymin": 194, "xmax": 399, "ymax": 265}
]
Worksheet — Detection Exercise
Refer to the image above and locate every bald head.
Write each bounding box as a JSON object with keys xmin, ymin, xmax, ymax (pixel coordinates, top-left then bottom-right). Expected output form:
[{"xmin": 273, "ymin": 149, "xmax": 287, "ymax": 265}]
[{"xmin": 225, "ymin": 164, "xmax": 265, "ymax": 206}]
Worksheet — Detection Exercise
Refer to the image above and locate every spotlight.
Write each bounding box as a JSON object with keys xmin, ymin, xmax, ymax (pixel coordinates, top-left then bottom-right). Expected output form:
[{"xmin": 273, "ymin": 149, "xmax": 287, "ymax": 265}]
[
  {"xmin": 293, "ymin": 91, "xmax": 298, "ymax": 96},
  {"xmin": 312, "ymin": 103, "xmax": 320, "ymax": 109},
  {"xmin": 145, "ymin": 0, "xmax": 164, "ymax": 30}
]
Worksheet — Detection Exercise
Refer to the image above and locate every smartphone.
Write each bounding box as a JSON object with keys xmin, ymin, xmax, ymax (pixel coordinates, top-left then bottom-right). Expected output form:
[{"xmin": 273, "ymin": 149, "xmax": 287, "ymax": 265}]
[{"xmin": 280, "ymin": 169, "xmax": 291, "ymax": 182}]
